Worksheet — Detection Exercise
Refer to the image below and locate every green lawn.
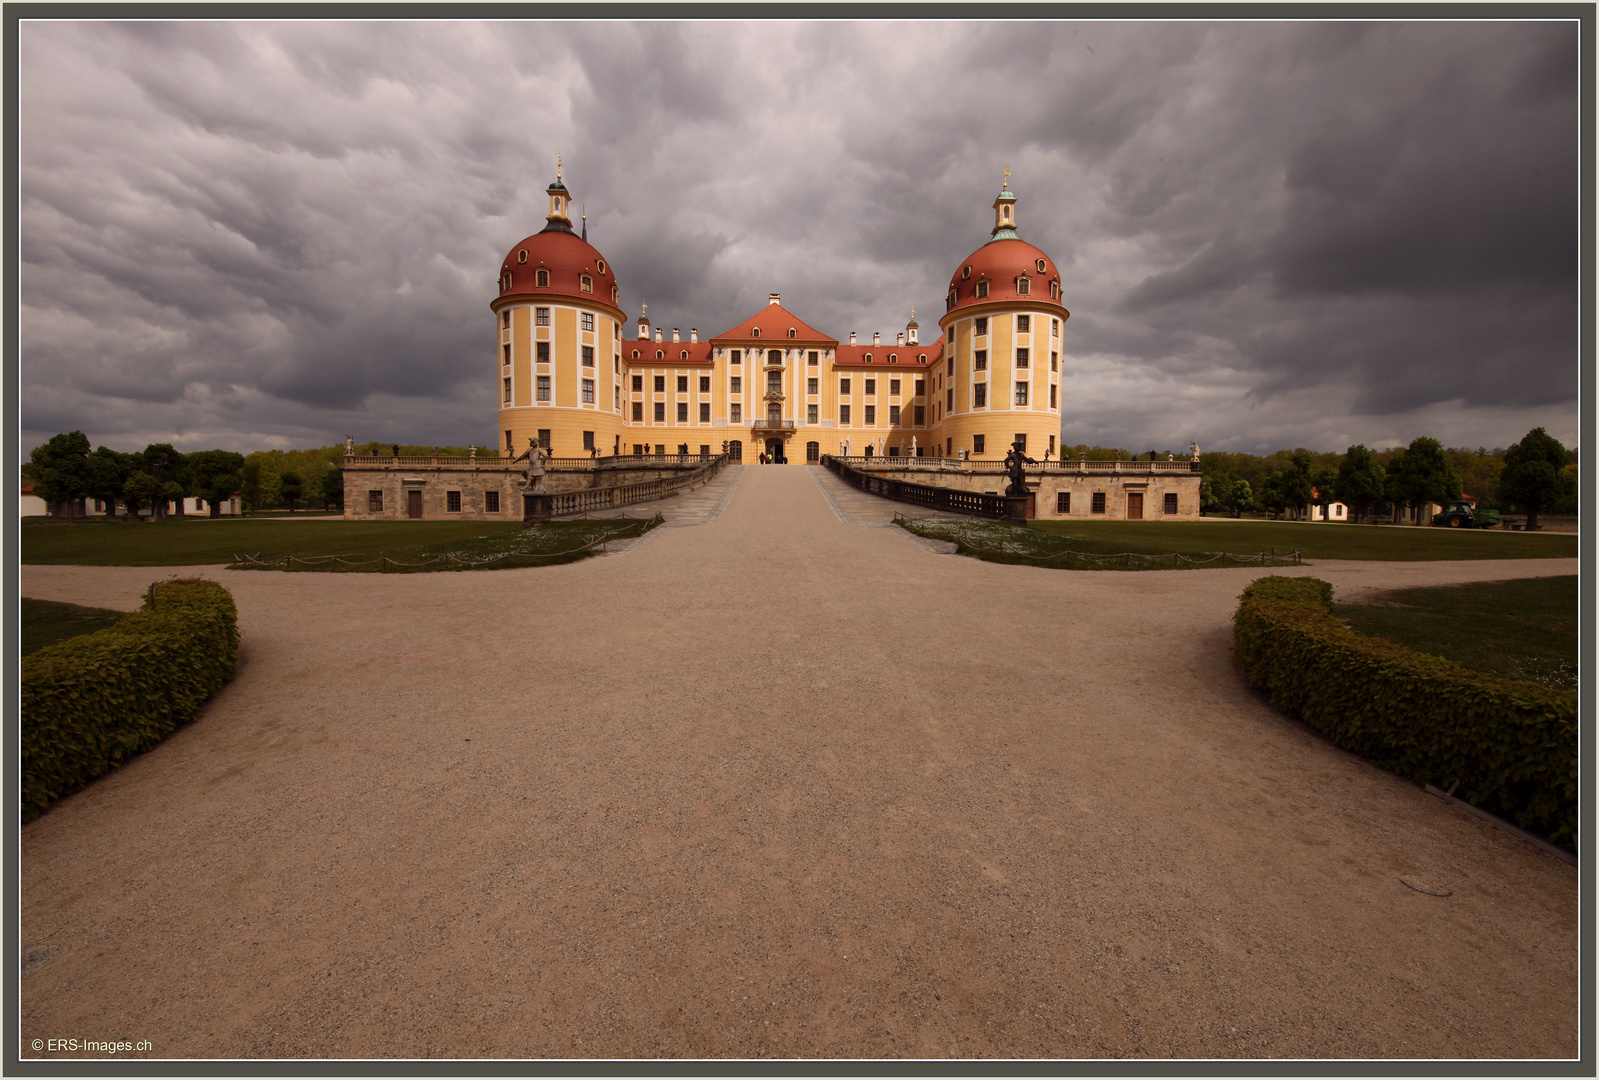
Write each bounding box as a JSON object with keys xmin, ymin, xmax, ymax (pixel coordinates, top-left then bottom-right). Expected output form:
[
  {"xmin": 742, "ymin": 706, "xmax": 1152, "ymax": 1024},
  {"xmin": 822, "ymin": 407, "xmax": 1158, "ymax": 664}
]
[
  {"xmin": 1336, "ymin": 576, "xmax": 1577, "ymax": 692},
  {"xmin": 24, "ymin": 516, "xmax": 537, "ymax": 566},
  {"xmin": 232, "ymin": 518, "xmax": 657, "ymax": 572},
  {"xmin": 1028, "ymin": 519, "xmax": 1577, "ymax": 561},
  {"xmin": 20, "ymin": 598, "xmax": 128, "ymax": 656}
]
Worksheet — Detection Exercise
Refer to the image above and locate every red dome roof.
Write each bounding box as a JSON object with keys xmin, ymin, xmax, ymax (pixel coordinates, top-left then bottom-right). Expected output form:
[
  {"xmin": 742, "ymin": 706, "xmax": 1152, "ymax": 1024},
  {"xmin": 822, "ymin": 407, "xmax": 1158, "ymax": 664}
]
[
  {"xmin": 945, "ymin": 237, "xmax": 1067, "ymax": 318},
  {"xmin": 494, "ymin": 229, "xmax": 620, "ymax": 311}
]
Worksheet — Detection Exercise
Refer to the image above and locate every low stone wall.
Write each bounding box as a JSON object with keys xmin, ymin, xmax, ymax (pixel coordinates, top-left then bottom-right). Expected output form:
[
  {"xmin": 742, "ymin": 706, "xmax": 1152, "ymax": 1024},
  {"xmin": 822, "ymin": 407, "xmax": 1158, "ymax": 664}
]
[
  {"xmin": 849, "ymin": 461, "xmax": 1202, "ymax": 520},
  {"xmin": 341, "ymin": 460, "xmax": 708, "ymax": 521}
]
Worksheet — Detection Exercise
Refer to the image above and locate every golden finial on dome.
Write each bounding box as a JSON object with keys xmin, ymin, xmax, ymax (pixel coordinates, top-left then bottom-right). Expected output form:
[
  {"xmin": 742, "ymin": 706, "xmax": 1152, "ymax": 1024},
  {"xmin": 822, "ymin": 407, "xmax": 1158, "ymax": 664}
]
[
  {"xmin": 556, "ymin": 153, "xmax": 563, "ymax": 180},
  {"xmin": 910, "ymin": 306, "xmax": 916, "ymax": 320},
  {"xmin": 1002, "ymin": 163, "xmax": 1010, "ymax": 189}
]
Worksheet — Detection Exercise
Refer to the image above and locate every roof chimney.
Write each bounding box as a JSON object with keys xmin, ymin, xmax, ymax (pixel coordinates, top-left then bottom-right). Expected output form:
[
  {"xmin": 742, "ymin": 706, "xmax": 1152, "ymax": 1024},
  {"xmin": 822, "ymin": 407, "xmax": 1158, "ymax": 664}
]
[
  {"xmin": 896, "ymin": 333, "xmax": 904, "ymax": 346},
  {"xmin": 768, "ymin": 293, "xmax": 781, "ymax": 306},
  {"xmin": 672, "ymin": 327, "xmax": 681, "ymax": 343},
  {"xmin": 850, "ymin": 332, "xmax": 857, "ymax": 346},
  {"xmin": 690, "ymin": 328, "xmax": 698, "ymax": 342},
  {"xmin": 655, "ymin": 328, "xmax": 663, "ymax": 343},
  {"xmin": 873, "ymin": 332, "xmax": 881, "ymax": 347}
]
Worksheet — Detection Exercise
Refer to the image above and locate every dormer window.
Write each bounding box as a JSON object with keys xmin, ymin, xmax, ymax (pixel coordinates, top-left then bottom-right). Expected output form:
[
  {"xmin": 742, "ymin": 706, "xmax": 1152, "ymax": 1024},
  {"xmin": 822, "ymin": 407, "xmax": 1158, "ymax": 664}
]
[
  {"xmin": 864, "ymin": 353, "xmax": 873, "ymax": 362},
  {"xmin": 788, "ymin": 328, "xmax": 797, "ymax": 338},
  {"xmin": 535, "ymin": 269, "xmax": 549, "ymax": 287},
  {"xmin": 632, "ymin": 350, "xmax": 640, "ymax": 359},
  {"xmin": 976, "ymin": 280, "xmax": 989, "ymax": 299},
  {"xmin": 681, "ymin": 350, "xmax": 689, "ymax": 359},
  {"xmin": 751, "ymin": 327, "xmax": 760, "ymax": 337},
  {"xmin": 889, "ymin": 354, "xmax": 898, "ymax": 363},
  {"xmin": 502, "ymin": 272, "xmax": 513, "ymax": 290},
  {"xmin": 596, "ymin": 259, "xmax": 606, "ymax": 275},
  {"xmin": 947, "ymin": 287, "xmax": 957, "ymax": 308},
  {"xmin": 1050, "ymin": 281, "xmax": 1060, "ymax": 300},
  {"xmin": 612, "ymin": 285, "xmax": 619, "ymax": 304},
  {"xmin": 961, "ymin": 265, "xmax": 972, "ymax": 280},
  {"xmin": 656, "ymin": 350, "xmax": 664, "ymax": 359},
  {"xmin": 518, "ymin": 250, "xmax": 528, "ymax": 264},
  {"xmin": 1036, "ymin": 259, "xmax": 1047, "ymax": 273},
  {"xmin": 1017, "ymin": 276, "xmax": 1030, "ymax": 295},
  {"xmin": 580, "ymin": 275, "xmax": 593, "ymax": 293}
]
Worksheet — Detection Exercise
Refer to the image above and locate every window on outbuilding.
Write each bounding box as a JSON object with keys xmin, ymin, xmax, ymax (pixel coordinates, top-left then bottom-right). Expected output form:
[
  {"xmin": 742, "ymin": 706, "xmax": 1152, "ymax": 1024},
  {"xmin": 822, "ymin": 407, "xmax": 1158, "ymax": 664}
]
[{"xmin": 1092, "ymin": 492, "xmax": 1107, "ymax": 514}]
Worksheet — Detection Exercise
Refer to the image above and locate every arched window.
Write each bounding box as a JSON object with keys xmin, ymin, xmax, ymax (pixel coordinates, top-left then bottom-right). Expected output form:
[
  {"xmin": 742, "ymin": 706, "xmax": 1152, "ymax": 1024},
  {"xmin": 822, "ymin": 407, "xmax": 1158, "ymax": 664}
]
[
  {"xmin": 681, "ymin": 350, "xmax": 689, "ymax": 359},
  {"xmin": 612, "ymin": 285, "xmax": 619, "ymax": 304},
  {"xmin": 1050, "ymin": 281, "xmax": 1060, "ymax": 300},
  {"xmin": 632, "ymin": 350, "xmax": 640, "ymax": 359},
  {"xmin": 788, "ymin": 328, "xmax": 797, "ymax": 338},
  {"xmin": 806, "ymin": 441, "xmax": 820, "ymax": 462},
  {"xmin": 947, "ymin": 287, "xmax": 957, "ymax": 308},
  {"xmin": 656, "ymin": 350, "xmax": 664, "ymax": 359},
  {"xmin": 535, "ymin": 269, "xmax": 549, "ymax": 287},
  {"xmin": 1017, "ymin": 276, "xmax": 1030, "ymax": 295},
  {"xmin": 976, "ymin": 280, "xmax": 989, "ymax": 299},
  {"xmin": 889, "ymin": 354, "xmax": 897, "ymax": 363},
  {"xmin": 503, "ymin": 272, "xmax": 513, "ymax": 290},
  {"xmin": 751, "ymin": 327, "xmax": 760, "ymax": 337},
  {"xmin": 918, "ymin": 354, "xmax": 926, "ymax": 362},
  {"xmin": 518, "ymin": 250, "xmax": 528, "ymax": 264},
  {"xmin": 864, "ymin": 353, "xmax": 873, "ymax": 362},
  {"xmin": 580, "ymin": 275, "xmax": 593, "ymax": 293}
]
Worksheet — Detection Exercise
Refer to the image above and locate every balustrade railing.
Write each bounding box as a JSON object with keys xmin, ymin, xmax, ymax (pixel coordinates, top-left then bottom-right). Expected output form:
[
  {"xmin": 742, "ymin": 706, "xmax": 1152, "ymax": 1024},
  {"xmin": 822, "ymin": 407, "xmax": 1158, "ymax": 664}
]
[
  {"xmin": 344, "ymin": 452, "xmax": 717, "ymax": 469},
  {"xmin": 831, "ymin": 455, "xmax": 1199, "ymax": 474},
  {"xmin": 750, "ymin": 419, "xmax": 796, "ymax": 431},
  {"xmin": 523, "ymin": 455, "xmax": 729, "ymax": 521},
  {"xmin": 822, "ymin": 455, "xmax": 1026, "ymax": 521}
]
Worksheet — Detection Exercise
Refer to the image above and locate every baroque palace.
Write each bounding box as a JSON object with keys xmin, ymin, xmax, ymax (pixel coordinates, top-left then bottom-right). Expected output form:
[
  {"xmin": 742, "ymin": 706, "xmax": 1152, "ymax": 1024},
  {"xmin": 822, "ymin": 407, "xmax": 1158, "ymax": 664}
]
[{"xmin": 343, "ymin": 166, "xmax": 1201, "ymax": 521}]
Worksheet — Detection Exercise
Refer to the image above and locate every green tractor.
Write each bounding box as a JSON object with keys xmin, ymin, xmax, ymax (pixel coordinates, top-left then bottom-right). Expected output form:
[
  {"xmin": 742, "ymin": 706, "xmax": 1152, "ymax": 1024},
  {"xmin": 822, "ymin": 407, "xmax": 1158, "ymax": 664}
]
[{"xmin": 1432, "ymin": 500, "xmax": 1500, "ymax": 528}]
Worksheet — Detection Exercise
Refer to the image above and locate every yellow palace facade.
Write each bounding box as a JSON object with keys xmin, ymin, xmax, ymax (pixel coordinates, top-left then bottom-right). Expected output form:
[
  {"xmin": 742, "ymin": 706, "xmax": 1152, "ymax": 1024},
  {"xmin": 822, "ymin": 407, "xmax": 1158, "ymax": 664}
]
[{"xmin": 492, "ymin": 169, "xmax": 1067, "ymax": 465}]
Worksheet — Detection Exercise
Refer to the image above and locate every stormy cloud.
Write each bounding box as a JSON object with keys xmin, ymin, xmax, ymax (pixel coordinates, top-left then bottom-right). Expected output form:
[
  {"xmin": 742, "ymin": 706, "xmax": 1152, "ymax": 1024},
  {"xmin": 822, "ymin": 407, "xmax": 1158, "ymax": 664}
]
[{"xmin": 18, "ymin": 19, "xmax": 1578, "ymax": 456}]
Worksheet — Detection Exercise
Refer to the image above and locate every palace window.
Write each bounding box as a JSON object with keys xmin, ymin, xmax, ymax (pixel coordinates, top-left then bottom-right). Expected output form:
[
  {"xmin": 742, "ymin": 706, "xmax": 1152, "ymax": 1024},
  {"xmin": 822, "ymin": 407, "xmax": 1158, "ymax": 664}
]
[
  {"xmin": 768, "ymin": 349, "xmax": 782, "ymax": 364},
  {"xmin": 808, "ymin": 377, "xmax": 818, "ymax": 394},
  {"xmin": 1057, "ymin": 492, "xmax": 1070, "ymax": 514},
  {"xmin": 681, "ymin": 350, "xmax": 689, "ymax": 360},
  {"xmin": 536, "ymin": 308, "xmax": 550, "ymax": 326},
  {"xmin": 839, "ymin": 404, "xmax": 851, "ymax": 425},
  {"xmin": 864, "ymin": 353, "xmax": 872, "ymax": 363},
  {"xmin": 1017, "ymin": 315, "xmax": 1030, "ymax": 333},
  {"xmin": 864, "ymin": 378, "xmax": 876, "ymax": 395},
  {"xmin": 889, "ymin": 354, "xmax": 897, "ymax": 363},
  {"xmin": 631, "ymin": 349, "xmax": 640, "ymax": 360},
  {"xmin": 731, "ymin": 404, "xmax": 742, "ymax": 423},
  {"xmin": 503, "ymin": 377, "xmax": 511, "ymax": 403},
  {"xmin": 632, "ymin": 374, "xmax": 643, "ymax": 391},
  {"xmin": 1050, "ymin": 281, "xmax": 1060, "ymax": 300},
  {"xmin": 447, "ymin": 490, "xmax": 461, "ymax": 513},
  {"xmin": 839, "ymin": 378, "xmax": 850, "ymax": 394},
  {"xmin": 914, "ymin": 405, "xmax": 924, "ymax": 425},
  {"xmin": 518, "ymin": 250, "xmax": 528, "ymax": 264},
  {"xmin": 807, "ymin": 404, "xmax": 818, "ymax": 423},
  {"xmin": 889, "ymin": 405, "xmax": 900, "ymax": 424},
  {"xmin": 580, "ymin": 275, "xmax": 593, "ymax": 293},
  {"xmin": 486, "ymin": 491, "xmax": 500, "ymax": 513},
  {"xmin": 505, "ymin": 430, "xmax": 514, "ymax": 451},
  {"xmin": 975, "ymin": 350, "xmax": 987, "ymax": 371},
  {"xmin": 947, "ymin": 288, "xmax": 957, "ymax": 309},
  {"xmin": 614, "ymin": 386, "xmax": 620, "ymax": 408},
  {"xmin": 974, "ymin": 383, "xmax": 987, "ymax": 408},
  {"xmin": 808, "ymin": 351, "xmax": 818, "ymax": 365},
  {"xmin": 612, "ymin": 285, "xmax": 619, "ymax": 304},
  {"xmin": 914, "ymin": 379, "xmax": 924, "ymax": 395},
  {"xmin": 1092, "ymin": 492, "xmax": 1107, "ymax": 514},
  {"xmin": 1052, "ymin": 318, "xmax": 1060, "ymax": 337},
  {"xmin": 538, "ymin": 429, "xmax": 551, "ymax": 449},
  {"xmin": 751, "ymin": 327, "xmax": 760, "ymax": 337},
  {"xmin": 700, "ymin": 376, "xmax": 711, "ymax": 392},
  {"xmin": 581, "ymin": 313, "xmax": 594, "ymax": 331},
  {"xmin": 1037, "ymin": 259, "xmax": 1047, "ymax": 274},
  {"xmin": 730, "ymin": 350, "xmax": 742, "ymax": 364},
  {"xmin": 947, "ymin": 388, "xmax": 954, "ymax": 410},
  {"xmin": 1015, "ymin": 382, "xmax": 1028, "ymax": 405},
  {"xmin": 1165, "ymin": 493, "xmax": 1179, "ymax": 515},
  {"xmin": 1014, "ymin": 434, "xmax": 1027, "ymax": 450},
  {"xmin": 537, "ymin": 376, "xmax": 550, "ymax": 401},
  {"xmin": 976, "ymin": 280, "xmax": 989, "ymax": 298},
  {"xmin": 582, "ymin": 379, "xmax": 595, "ymax": 403},
  {"xmin": 767, "ymin": 371, "xmax": 782, "ymax": 392},
  {"xmin": 807, "ymin": 441, "xmax": 820, "ymax": 462},
  {"xmin": 368, "ymin": 490, "xmax": 383, "ymax": 512},
  {"xmin": 731, "ymin": 376, "xmax": 742, "ymax": 393},
  {"xmin": 788, "ymin": 328, "xmax": 797, "ymax": 338},
  {"xmin": 654, "ymin": 375, "xmax": 665, "ymax": 392},
  {"xmin": 582, "ymin": 346, "xmax": 594, "ymax": 366},
  {"xmin": 503, "ymin": 273, "xmax": 512, "ymax": 289},
  {"xmin": 947, "ymin": 326, "xmax": 955, "ymax": 342},
  {"xmin": 632, "ymin": 402, "xmax": 643, "ymax": 421},
  {"xmin": 1017, "ymin": 276, "xmax": 1030, "ymax": 295},
  {"xmin": 677, "ymin": 402, "xmax": 688, "ymax": 422},
  {"xmin": 677, "ymin": 375, "xmax": 689, "ymax": 392},
  {"xmin": 535, "ymin": 269, "xmax": 549, "ymax": 287},
  {"xmin": 596, "ymin": 259, "xmax": 606, "ymax": 275},
  {"xmin": 1016, "ymin": 348, "xmax": 1029, "ymax": 368},
  {"xmin": 890, "ymin": 378, "xmax": 900, "ymax": 395},
  {"xmin": 962, "ymin": 265, "xmax": 972, "ymax": 280},
  {"xmin": 656, "ymin": 350, "xmax": 664, "ymax": 359},
  {"xmin": 975, "ymin": 317, "xmax": 987, "ymax": 336},
  {"xmin": 581, "ymin": 431, "xmax": 594, "ymax": 452},
  {"xmin": 973, "ymin": 434, "xmax": 985, "ymax": 454},
  {"xmin": 1050, "ymin": 385, "xmax": 1057, "ymax": 408},
  {"xmin": 864, "ymin": 405, "xmax": 876, "ymax": 424},
  {"xmin": 537, "ymin": 342, "xmax": 550, "ymax": 364},
  {"xmin": 502, "ymin": 311, "xmax": 510, "ymax": 328},
  {"xmin": 1051, "ymin": 351, "xmax": 1058, "ymax": 371},
  {"xmin": 700, "ymin": 403, "xmax": 711, "ymax": 422},
  {"xmin": 654, "ymin": 403, "xmax": 666, "ymax": 422}
]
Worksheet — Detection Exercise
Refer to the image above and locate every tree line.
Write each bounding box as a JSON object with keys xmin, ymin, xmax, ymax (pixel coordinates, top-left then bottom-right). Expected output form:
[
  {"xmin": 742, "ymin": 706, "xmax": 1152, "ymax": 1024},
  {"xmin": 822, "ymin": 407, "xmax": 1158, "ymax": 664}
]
[{"xmin": 1197, "ymin": 429, "xmax": 1577, "ymax": 529}]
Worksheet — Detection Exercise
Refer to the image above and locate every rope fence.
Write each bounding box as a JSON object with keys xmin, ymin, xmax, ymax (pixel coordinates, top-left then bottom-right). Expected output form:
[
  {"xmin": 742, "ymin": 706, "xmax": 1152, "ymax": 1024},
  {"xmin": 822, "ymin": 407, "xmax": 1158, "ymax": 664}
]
[{"xmin": 227, "ymin": 515, "xmax": 663, "ymax": 573}]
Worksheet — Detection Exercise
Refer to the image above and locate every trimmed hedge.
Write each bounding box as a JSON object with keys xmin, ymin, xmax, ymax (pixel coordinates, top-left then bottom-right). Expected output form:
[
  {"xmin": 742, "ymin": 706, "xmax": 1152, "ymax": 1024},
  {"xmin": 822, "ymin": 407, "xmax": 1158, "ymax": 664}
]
[
  {"xmin": 22, "ymin": 578, "xmax": 239, "ymax": 821},
  {"xmin": 1233, "ymin": 576, "xmax": 1577, "ymax": 849}
]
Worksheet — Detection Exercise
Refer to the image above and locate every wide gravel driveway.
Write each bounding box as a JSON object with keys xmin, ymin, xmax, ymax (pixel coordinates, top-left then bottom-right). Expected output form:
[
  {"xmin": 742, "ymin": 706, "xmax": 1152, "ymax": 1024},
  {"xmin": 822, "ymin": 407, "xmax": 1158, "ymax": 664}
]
[{"xmin": 19, "ymin": 464, "xmax": 1578, "ymax": 1059}]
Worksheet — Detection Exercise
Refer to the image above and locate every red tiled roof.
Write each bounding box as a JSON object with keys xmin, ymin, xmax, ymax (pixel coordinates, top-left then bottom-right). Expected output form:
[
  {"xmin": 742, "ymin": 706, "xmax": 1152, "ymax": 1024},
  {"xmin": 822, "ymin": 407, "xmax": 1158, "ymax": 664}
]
[
  {"xmin": 494, "ymin": 230, "xmax": 621, "ymax": 313},
  {"xmin": 710, "ymin": 303, "xmax": 836, "ymax": 345},
  {"xmin": 832, "ymin": 340, "xmax": 943, "ymax": 368},
  {"xmin": 622, "ymin": 340, "xmax": 715, "ymax": 365},
  {"xmin": 946, "ymin": 237, "xmax": 1069, "ymax": 318}
]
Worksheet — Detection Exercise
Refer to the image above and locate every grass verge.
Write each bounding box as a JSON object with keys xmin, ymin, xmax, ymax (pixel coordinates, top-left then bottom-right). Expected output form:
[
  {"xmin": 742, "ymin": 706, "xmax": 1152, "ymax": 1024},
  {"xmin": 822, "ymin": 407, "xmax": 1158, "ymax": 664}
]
[
  {"xmin": 21, "ymin": 598, "xmax": 129, "ymax": 656},
  {"xmin": 1336, "ymin": 576, "xmax": 1577, "ymax": 692},
  {"xmin": 1028, "ymin": 519, "xmax": 1576, "ymax": 561},
  {"xmin": 898, "ymin": 517, "xmax": 1301, "ymax": 570}
]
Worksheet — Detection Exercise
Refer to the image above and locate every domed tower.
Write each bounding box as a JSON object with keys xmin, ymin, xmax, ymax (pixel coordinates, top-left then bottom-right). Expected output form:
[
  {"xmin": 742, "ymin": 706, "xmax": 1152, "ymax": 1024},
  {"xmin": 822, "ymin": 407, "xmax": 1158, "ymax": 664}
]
[
  {"xmin": 934, "ymin": 172, "xmax": 1069, "ymax": 460},
  {"xmin": 490, "ymin": 161, "xmax": 626, "ymax": 459}
]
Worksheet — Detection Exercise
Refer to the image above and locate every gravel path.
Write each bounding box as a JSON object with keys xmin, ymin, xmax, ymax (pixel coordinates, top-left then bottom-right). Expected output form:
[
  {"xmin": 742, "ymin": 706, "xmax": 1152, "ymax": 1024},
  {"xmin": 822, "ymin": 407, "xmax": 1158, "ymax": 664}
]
[{"xmin": 19, "ymin": 465, "xmax": 1578, "ymax": 1060}]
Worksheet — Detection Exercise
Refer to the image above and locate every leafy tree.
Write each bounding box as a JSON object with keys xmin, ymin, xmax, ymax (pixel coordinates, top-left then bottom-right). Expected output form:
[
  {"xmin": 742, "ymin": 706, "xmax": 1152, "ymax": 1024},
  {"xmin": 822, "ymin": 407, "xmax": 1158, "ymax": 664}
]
[
  {"xmin": 1500, "ymin": 427, "xmax": 1571, "ymax": 531},
  {"xmin": 279, "ymin": 471, "xmax": 303, "ymax": 513},
  {"xmin": 1226, "ymin": 478, "xmax": 1254, "ymax": 518},
  {"xmin": 1278, "ymin": 451, "xmax": 1316, "ymax": 519},
  {"xmin": 28, "ymin": 431, "xmax": 93, "ymax": 519},
  {"xmin": 86, "ymin": 446, "xmax": 133, "ymax": 517},
  {"xmin": 1259, "ymin": 472, "xmax": 1289, "ymax": 518},
  {"xmin": 1310, "ymin": 466, "xmax": 1338, "ymax": 516},
  {"xmin": 122, "ymin": 471, "xmax": 160, "ymax": 521},
  {"xmin": 1335, "ymin": 444, "xmax": 1387, "ymax": 523},
  {"xmin": 240, "ymin": 461, "xmax": 262, "ymax": 514},
  {"xmin": 140, "ymin": 444, "xmax": 189, "ymax": 519},
  {"xmin": 186, "ymin": 450, "xmax": 245, "ymax": 517},
  {"xmin": 318, "ymin": 467, "xmax": 344, "ymax": 512},
  {"xmin": 1384, "ymin": 436, "xmax": 1462, "ymax": 521}
]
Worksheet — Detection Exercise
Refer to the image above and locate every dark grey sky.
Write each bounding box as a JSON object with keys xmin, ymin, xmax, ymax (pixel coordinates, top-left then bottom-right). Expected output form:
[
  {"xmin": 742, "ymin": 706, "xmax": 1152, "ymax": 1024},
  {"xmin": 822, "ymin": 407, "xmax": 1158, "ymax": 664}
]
[{"xmin": 18, "ymin": 19, "xmax": 1579, "ymax": 456}]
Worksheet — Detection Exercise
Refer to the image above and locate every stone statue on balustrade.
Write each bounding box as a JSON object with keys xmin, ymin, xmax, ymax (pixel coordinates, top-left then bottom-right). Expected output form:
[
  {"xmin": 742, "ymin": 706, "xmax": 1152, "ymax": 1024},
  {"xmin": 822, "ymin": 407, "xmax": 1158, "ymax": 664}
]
[
  {"xmin": 516, "ymin": 438, "xmax": 550, "ymax": 492},
  {"xmin": 344, "ymin": 434, "xmax": 355, "ymax": 457},
  {"xmin": 1003, "ymin": 439, "xmax": 1037, "ymax": 497}
]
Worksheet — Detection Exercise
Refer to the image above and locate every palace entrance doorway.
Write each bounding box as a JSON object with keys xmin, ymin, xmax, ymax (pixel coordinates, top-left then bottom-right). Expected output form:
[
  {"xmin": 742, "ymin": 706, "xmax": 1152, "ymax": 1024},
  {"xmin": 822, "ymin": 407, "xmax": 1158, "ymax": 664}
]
[{"xmin": 764, "ymin": 437, "xmax": 787, "ymax": 463}]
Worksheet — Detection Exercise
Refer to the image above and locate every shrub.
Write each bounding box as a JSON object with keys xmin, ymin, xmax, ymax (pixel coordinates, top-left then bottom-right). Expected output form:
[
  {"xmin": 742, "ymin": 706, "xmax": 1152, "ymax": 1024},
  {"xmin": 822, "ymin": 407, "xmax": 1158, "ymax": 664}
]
[
  {"xmin": 1233, "ymin": 576, "xmax": 1577, "ymax": 848},
  {"xmin": 21, "ymin": 579, "xmax": 239, "ymax": 821}
]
